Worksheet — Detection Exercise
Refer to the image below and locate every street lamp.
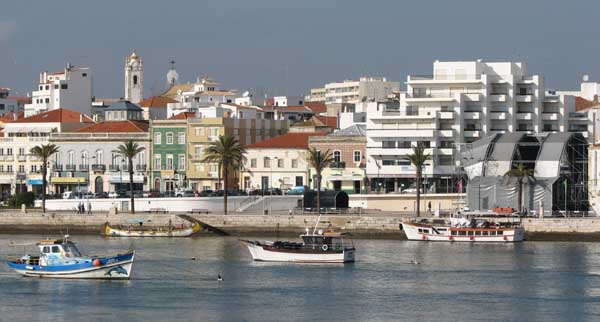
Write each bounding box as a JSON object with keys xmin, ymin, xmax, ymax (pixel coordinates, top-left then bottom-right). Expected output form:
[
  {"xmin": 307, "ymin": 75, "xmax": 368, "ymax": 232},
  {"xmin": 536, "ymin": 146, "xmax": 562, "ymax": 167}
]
[{"xmin": 269, "ymin": 156, "xmax": 278, "ymax": 215}]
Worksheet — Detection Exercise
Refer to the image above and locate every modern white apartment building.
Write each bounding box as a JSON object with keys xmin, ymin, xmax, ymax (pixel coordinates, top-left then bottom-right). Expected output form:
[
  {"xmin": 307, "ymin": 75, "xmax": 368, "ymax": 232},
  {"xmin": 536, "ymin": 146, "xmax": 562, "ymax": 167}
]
[
  {"xmin": 366, "ymin": 60, "xmax": 578, "ymax": 193},
  {"xmin": 307, "ymin": 77, "xmax": 400, "ymax": 104},
  {"xmin": 24, "ymin": 64, "xmax": 92, "ymax": 117}
]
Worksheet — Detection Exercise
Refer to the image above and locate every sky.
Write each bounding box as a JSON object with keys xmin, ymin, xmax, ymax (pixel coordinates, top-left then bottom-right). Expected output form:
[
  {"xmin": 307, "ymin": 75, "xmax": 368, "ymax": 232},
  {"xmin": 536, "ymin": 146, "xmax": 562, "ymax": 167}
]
[{"xmin": 1, "ymin": 0, "xmax": 599, "ymax": 99}]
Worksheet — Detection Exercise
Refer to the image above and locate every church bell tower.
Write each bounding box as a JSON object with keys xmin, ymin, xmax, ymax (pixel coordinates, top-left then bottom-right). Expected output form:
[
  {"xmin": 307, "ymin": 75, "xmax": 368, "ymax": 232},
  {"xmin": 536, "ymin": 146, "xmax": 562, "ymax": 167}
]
[{"xmin": 124, "ymin": 51, "xmax": 143, "ymax": 103}]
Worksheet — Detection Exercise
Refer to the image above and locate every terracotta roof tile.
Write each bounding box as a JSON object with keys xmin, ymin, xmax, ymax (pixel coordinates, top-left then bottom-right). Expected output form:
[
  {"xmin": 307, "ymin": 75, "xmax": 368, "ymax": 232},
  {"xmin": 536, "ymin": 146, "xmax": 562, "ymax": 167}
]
[
  {"xmin": 167, "ymin": 112, "xmax": 195, "ymax": 120},
  {"xmin": 7, "ymin": 96, "xmax": 32, "ymax": 103},
  {"xmin": 76, "ymin": 120, "xmax": 149, "ymax": 133},
  {"xmin": 315, "ymin": 115, "xmax": 338, "ymax": 129},
  {"xmin": 161, "ymin": 83, "xmax": 195, "ymax": 100},
  {"xmin": 138, "ymin": 96, "xmax": 177, "ymax": 108},
  {"xmin": 13, "ymin": 108, "xmax": 94, "ymax": 123},
  {"xmin": 0, "ymin": 111, "xmax": 25, "ymax": 123},
  {"xmin": 304, "ymin": 101, "xmax": 327, "ymax": 114},
  {"xmin": 575, "ymin": 96, "xmax": 600, "ymax": 111},
  {"xmin": 247, "ymin": 132, "xmax": 327, "ymax": 149}
]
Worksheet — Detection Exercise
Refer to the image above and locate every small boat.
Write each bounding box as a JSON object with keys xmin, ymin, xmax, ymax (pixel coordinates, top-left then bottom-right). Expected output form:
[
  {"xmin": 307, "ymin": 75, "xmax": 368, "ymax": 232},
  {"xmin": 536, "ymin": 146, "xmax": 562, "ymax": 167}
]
[
  {"xmin": 7, "ymin": 235, "xmax": 135, "ymax": 279},
  {"xmin": 241, "ymin": 229, "xmax": 355, "ymax": 263},
  {"xmin": 402, "ymin": 217, "xmax": 525, "ymax": 242},
  {"xmin": 104, "ymin": 219, "xmax": 201, "ymax": 237}
]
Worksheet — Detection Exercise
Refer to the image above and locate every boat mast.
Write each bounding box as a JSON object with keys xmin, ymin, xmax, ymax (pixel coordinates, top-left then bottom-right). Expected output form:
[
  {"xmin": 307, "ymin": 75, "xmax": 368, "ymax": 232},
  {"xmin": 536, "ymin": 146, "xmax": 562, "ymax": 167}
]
[{"xmin": 312, "ymin": 213, "xmax": 322, "ymax": 235}]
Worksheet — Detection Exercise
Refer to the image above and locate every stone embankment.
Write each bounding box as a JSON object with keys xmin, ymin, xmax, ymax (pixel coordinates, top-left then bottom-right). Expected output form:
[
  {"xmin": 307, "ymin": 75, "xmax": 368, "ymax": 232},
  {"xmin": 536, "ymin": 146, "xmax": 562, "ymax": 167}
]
[{"xmin": 1, "ymin": 211, "xmax": 600, "ymax": 240}]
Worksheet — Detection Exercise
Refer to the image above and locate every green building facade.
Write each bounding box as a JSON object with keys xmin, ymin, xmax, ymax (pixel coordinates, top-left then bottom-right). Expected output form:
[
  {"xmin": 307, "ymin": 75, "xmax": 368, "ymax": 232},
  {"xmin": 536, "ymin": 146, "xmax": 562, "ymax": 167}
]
[{"xmin": 150, "ymin": 119, "xmax": 188, "ymax": 194}]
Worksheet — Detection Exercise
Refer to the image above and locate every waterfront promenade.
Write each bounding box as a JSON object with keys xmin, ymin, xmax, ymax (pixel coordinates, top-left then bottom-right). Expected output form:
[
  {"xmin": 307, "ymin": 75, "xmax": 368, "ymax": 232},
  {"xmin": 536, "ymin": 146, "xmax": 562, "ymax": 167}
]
[{"xmin": 1, "ymin": 209, "xmax": 600, "ymax": 240}]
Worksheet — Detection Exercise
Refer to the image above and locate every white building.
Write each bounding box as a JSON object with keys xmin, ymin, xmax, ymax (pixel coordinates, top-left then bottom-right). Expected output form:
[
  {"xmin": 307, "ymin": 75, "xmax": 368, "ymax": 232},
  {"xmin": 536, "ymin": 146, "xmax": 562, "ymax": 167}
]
[
  {"xmin": 166, "ymin": 76, "xmax": 237, "ymax": 117},
  {"xmin": 307, "ymin": 77, "xmax": 400, "ymax": 104},
  {"xmin": 0, "ymin": 88, "xmax": 21, "ymax": 116},
  {"xmin": 24, "ymin": 64, "xmax": 92, "ymax": 117},
  {"xmin": 366, "ymin": 60, "xmax": 579, "ymax": 194}
]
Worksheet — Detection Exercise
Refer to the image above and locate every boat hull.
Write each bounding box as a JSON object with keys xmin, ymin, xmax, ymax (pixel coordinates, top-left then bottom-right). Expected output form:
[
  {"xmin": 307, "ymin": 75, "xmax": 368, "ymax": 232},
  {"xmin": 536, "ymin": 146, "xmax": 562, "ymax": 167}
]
[
  {"xmin": 7, "ymin": 252, "xmax": 135, "ymax": 279},
  {"xmin": 402, "ymin": 223, "xmax": 525, "ymax": 242},
  {"xmin": 105, "ymin": 223, "xmax": 200, "ymax": 237},
  {"xmin": 244, "ymin": 241, "xmax": 355, "ymax": 263}
]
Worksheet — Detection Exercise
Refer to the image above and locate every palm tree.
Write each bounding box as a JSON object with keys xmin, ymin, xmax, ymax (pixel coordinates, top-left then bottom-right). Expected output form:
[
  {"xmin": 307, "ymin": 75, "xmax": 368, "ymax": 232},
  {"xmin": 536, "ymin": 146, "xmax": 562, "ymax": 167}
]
[
  {"xmin": 307, "ymin": 148, "xmax": 334, "ymax": 215},
  {"xmin": 30, "ymin": 144, "xmax": 59, "ymax": 213},
  {"xmin": 113, "ymin": 140, "xmax": 145, "ymax": 213},
  {"xmin": 504, "ymin": 163, "xmax": 535, "ymax": 214},
  {"xmin": 201, "ymin": 135, "xmax": 246, "ymax": 215},
  {"xmin": 404, "ymin": 145, "xmax": 431, "ymax": 217}
]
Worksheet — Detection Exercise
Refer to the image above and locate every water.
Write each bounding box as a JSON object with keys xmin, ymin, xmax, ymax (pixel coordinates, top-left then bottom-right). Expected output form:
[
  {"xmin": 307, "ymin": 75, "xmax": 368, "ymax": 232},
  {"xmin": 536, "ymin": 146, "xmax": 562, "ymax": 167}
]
[{"xmin": 1, "ymin": 235, "xmax": 600, "ymax": 322}]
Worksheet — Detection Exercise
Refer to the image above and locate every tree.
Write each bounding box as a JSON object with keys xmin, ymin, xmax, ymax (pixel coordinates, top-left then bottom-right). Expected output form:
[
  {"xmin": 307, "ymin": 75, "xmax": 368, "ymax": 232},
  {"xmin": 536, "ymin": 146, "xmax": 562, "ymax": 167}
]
[
  {"xmin": 307, "ymin": 148, "xmax": 334, "ymax": 215},
  {"xmin": 113, "ymin": 140, "xmax": 145, "ymax": 213},
  {"xmin": 30, "ymin": 144, "xmax": 60, "ymax": 213},
  {"xmin": 404, "ymin": 145, "xmax": 431, "ymax": 217},
  {"xmin": 201, "ymin": 135, "xmax": 246, "ymax": 215},
  {"xmin": 504, "ymin": 163, "xmax": 535, "ymax": 213}
]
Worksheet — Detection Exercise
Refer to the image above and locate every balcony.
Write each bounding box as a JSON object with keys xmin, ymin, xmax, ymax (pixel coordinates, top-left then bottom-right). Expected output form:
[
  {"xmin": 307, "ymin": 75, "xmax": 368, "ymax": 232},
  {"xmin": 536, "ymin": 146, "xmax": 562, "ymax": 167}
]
[
  {"xmin": 407, "ymin": 74, "xmax": 483, "ymax": 84},
  {"xmin": 79, "ymin": 164, "xmax": 89, "ymax": 171},
  {"xmin": 17, "ymin": 155, "xmax": 26, "ymax": 162},
  {"xmin": 438, "ymin": 111, "xmax": 454, "ymax": 119},
  {"xmin": 463, "ymin": 111, "xmax": 480, "ymax": 120},
  {"xmin": 569, "ymin": 112, "xmax": 588, "ymax": 119},
  {"xmin": 489, "ymin": 94, "xmax": 507, "ymax": 102},
  {"xmin": 516, "ymin": 112, "xmax": 533, "ymax": 120},
  {"xmin": 5, "ymin": 155, "xmax": 13, "ymax": 161},
  {"xmin": 65, "ymin": 164, "xmax": 77, "ymax": 171},
  {"xmin": 463, "ymin": 93, "xmax": 481, "ymax": 101},
  {"xmin": 109, "ymin": 165, "xmax": 120, "ymax": 172},
  {"xmin": 490, "ymin": 111, "xmax": 507, "ymax": 120},
  {"xmin": 329, "ymin": 161, "xmax": 346, "ymax": 169},
  {"xmin": 542, "ymin": 112, "xmax": 559, "ymax": 121},
  {"xmin": 464, "ymin": 130, "xmax": 481, "ymax": 138},
  {"xmin": 490, "ymin": 128, "xmax": 508, "ymax": 133},
  {"xmin": 516, "ymin": 94, "xmax": 533, "ymax": 102},
  {"xmin": 52, "ymin": 164, "xmax": 63, "ymax": 171},
  {"xmin": 436, "ymin": 129, "xmax": 454, "ymax": 137},
  {"xmin": 136, "ymin": 164, "xmax": 147, "ymax": 171},
  {"xmin": 91, "ymin": 164, "xmax": 106, "ymax": 172}
]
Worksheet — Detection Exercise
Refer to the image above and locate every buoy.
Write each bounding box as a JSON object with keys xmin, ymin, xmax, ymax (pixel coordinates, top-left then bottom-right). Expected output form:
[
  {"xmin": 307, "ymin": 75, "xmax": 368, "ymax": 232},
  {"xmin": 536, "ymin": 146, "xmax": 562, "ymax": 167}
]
[
  {"xmin": 448, "ymin": 236, "xmax": 453, "ymax": 241},
  {"xmin": 470, "ymin": 236, "xmax": 475, "ymax": 241},
  {"xmin": 217, "ymin": 274, "xmax": 223, "ymax": 282},
  {"xmin": 421, "ymin": 234, "xmax": 427, "ymax": 241},
  {"xmin": 503, "ymin": 235, "xmax": 508, "ymax": 241},
  {"xmin": 93, "ymin": 259, "xmax": 101, "ymax": 267}
]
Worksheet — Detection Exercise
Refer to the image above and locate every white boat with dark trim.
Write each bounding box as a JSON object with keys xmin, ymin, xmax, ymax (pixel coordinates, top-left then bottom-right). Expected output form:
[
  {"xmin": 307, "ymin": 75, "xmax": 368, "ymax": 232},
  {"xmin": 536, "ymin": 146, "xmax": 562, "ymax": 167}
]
[
  {"xmin": 241, "ymin": 229, "xmax": 355, "ymax": 263},
  {"xmin": 7, "ymin": 235, "xmax": 135, "ymax": 279},
  {"xmin": 402, "ymin": 217, "xmax": 524, "ymax": 242}
]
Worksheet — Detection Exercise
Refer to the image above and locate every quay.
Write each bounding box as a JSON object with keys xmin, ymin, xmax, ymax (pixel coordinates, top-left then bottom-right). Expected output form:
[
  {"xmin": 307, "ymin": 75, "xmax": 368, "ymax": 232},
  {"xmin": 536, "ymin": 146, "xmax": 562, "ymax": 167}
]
[{"xmin": 1, "ymin": 210, "xmax": 600, "ymax": 241}]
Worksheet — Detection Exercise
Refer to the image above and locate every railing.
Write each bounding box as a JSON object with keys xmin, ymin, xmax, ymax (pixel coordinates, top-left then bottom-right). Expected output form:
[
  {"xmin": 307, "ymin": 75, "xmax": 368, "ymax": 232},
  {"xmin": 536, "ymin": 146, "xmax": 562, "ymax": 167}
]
[
  {"xmin": 79, "ymin": 164, "xmax": 89, "ymax": 171},
  {"xmin": 52, "ymin": 164, "xmax": 63, "ymax": 171},
  {"xmin": 51, "ymin": 133, "xmax": 150, "ymax": 140},
  {"xmin": 109, "ymin": 165, "xmax": 120, "ymax": 172},
  {"xmin": 91, "ymin": 164, "xmax": 106, "ymax": 172},
  {"xmin": 65, "ymin": 164, "xmax": 76, "ymax": 171},
  {"xmin": 569, "ymin": 112, "xmax": 587, "ymax": 118},
  {"xmin": 330, "ymin": 161, "xmax": 346, "ymax": 169},
  {"xmin": 136, "ymin": 164, "xmax": 147, "ymax": 171},
  {"xmin": 408, "ymin": 74, "xmax": 483, "ymax": 81}
]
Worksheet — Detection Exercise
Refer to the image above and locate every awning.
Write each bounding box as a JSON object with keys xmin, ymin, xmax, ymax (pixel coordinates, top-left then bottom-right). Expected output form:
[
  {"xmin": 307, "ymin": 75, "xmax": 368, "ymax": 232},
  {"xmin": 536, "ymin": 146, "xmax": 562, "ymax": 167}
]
[
  {"xmin": 108, "ymin": 175, "xmax": 144, "ymax": 184},
  {"xmin": 326, "ymin": 175, "xmax": 364, "ymax": 181},
  {"xmin": 51, "ymin": 177, "xmax": 87, "ymax": 184},
  {"xmin": 27, "ymin": 179, "xmax": 43, "ymax": 185}
]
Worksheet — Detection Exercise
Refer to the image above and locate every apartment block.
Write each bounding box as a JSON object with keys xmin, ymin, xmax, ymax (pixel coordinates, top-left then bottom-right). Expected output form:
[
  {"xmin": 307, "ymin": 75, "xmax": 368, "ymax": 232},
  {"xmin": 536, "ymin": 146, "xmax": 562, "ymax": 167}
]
[{"xmin": 307, "ymin": 77, "xmax": 400, "ymax": 104}]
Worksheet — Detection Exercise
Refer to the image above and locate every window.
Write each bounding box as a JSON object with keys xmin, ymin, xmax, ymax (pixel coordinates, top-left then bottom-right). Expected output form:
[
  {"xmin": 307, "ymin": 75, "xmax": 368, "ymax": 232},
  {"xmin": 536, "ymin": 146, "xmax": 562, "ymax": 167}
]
[
  {"xmin": 166, "ymin": 132, "xmax": 174, "ymax": 144},
  {"xmin": 195, "ymin": 127, "xmax": 205, "ymax": 136},
  {"xmin": 251, "ymin": 158, "xmax": 257, "ymax": 168},
  {"xmin": 31, "ymin": 165, "xmax": 37, "ymax": 172},
  {"xmin": 0, "ymin": 148, "xmax": 3, "ymax": 155},
  {"xmin": 96, "ymin": 150, "xmax": 103, "ymax": 164},
  {"xmin": 178, "ymin": 154, "xmax": 185, "ymax": 171},
  {"xmin": 177, "ymin": 132, "xmax": 185, "ymax": 144},
  {"xmin": 7, "ymin": 165, "xmax": 12, "ymax": 172},
  {"xmin": 154, "ymin": 155, "xmax": 161, "ymax": 170},
  {"xmin": 45, "ymin": 98, "xmax": 50, "ymax": 104},
  {"xmin": 133, "ymin": 75, "xmax": 138, "ymax": 85},
  {"xmin": 295, "ymin": 176, "xmax": 303, "ymax": 186},
  {"xmin": 398, "ymin": 141, "xmax": 412, "ymax": 148},
  {"xmin": 154, "ymin": 132, "xmax": 161, "ymax": 144},
  {"xmin": 54, "ymin": 85, "xmax": 59, "ymax": 90},
  {"xmin": 18, "ymin": 165, "xmax": 24, "ymax": 173},
  {"xmin": 406, "ymin": 106, "xmax": 419, "ymax": 116},
  {"xmin": 82, "ymin": 73, "xmax": 87, "ymax": 77},
  {"xmin": 81, "ymin": 151, "xmax": 88, "ymax": 165},
  {"xmin": 52, "ymin": 246, "xmax": 59, "ymax": 253},
  {"xmin": 7, "ymin": 148, "xmax": 13, "ymax": 155},
  {"xmin": 382, "ymin": 141, "xmax": 396, "ymax": 149},
  {"xmin": 438, "ymin": 155, "xmax": 453, "ymax": 166},
  {"xmin": 291, "ymin": 159, "xmax": 298, "ymax": 168},
  {"xmin": 61, "ymin": 84, "xmax": 68, "ymax": 90},
  {"xmin": 277, "ymin": 159, "xmax": 284, "ymax": 168},
  {"xmin": 194, "ymin": 147, "xmax": 202, "ymax": 159},
  {"xmin": 417, "ymin": 141, "xmax": 430, "ymax": 148},
  {"xmin": 263, "ymin": 157, "xmax": 270, "ymax": 168},
  {"xmin": 333, "ymin": 151, "xmax": 341, "ymax": 163},
  {"xmin": 354, "ymin": 151, "xmax": 361, "ymax": 163},
  {"xmin": 439, "ymin": 141, "xmax": 454, "ymax": 149},
  {"xmin": 18, "ymin": 148, "xmax": 24, "ymax": 156},
  {"xmin": 166, "ymin": 155, "xmax": 174, "ymax": 170}
]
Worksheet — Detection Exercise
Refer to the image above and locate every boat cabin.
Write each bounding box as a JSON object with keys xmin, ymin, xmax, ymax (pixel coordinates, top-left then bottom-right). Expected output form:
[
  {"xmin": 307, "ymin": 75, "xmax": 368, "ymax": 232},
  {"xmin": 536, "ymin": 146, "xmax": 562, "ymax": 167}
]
[
  {"xmin": 300, "ymin": 231, "xmax": 352, "ymax": 251},
  {"xmin": 38, "ymin": 240, "xmax": 82, "ymax": 258}
]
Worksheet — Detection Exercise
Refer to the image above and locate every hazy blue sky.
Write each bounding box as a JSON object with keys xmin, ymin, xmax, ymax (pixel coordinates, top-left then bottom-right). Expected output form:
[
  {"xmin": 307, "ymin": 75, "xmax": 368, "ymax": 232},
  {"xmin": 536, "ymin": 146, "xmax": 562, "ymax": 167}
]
[{"xmin": 1, "ymin": 0, "xmax": 599, "ymax": 98}]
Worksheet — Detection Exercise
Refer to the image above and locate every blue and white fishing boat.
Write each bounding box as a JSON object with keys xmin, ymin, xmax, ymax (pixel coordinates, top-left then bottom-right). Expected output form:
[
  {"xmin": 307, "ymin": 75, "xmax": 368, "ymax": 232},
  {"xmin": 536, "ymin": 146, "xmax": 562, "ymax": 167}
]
[{"xmin": 7, "ymin": 235, "xmax": 135, "ymax": 279}]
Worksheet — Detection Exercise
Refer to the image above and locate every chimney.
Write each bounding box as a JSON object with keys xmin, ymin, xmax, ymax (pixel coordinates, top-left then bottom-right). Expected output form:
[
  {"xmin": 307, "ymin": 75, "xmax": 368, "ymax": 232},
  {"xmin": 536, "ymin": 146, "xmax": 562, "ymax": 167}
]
[
  {"xmin": 13, "ymin": 113, "xmax": 17, "ymax": 121},
  {"xmin": 79, "ymin": 114, "xmax": 83, "ymax": 123}
]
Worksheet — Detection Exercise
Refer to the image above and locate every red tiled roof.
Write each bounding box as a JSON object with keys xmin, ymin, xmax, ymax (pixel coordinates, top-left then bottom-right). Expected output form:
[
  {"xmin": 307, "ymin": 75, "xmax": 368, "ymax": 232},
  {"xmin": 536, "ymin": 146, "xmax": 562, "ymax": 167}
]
[
  {"xmin": 13, "ymin": 108, "xmax": 94, "ymax": 123},
  {"xmin": 304, "ymin": 101, "xmax": 327, "ymax": 114},
  {"xmin": 222, "ymin": 103, "xmax": 257, "ymax": 110},
  {"xmin": 315, "ymin": 115, "xmax": 338, "ymax": 129},
  {"xmin": 0, "ymin": 111, "xmax": 25, "ymax": 123},
  {"xmin": 76, "ymin": 120, "xmax": 149, "ymax": 133},
  {"xmin": 167, "ymin": 112, "xmax": 195, "ymax": 120},
  {"xmin": 247, "ymin": 132, "xmax": 327, "ymax": 149},
  {"xmin": 575, "ymin": 96, "xmax": 600, "ymax": 111},
  {"xmin": 138, "ymin": 96, "xmax": 177, "ymax": 108},
  {"xmin": 7, "ymin": 96, "xmax": 32, "ymax": 103}
]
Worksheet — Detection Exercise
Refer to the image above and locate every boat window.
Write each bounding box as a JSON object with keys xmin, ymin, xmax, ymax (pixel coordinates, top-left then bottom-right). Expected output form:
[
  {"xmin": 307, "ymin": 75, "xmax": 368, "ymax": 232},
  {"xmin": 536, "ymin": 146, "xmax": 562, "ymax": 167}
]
[
  {"xmin": 423, "ymin": 229, "xmax": 430, "ymax": 234},
  {"xmin": 51, "ymin": 246, "xmax": 60, "ymax": 253},
  {"xmin": 451, "ymin": 231, "xmax": 457, "ymax": 236},
  {"xmin": 467, "ymin": 231, "xmax": 474, "ymax": 236},
  {"xmin": 490, "ymin": 231, "xmax": 496, "ymax": 236},
  {"xmin": 458, "ymin": 231, "xmax": 467, "ymax": 236},
  {"xmin": 475, "ymin": 231, "xmax": 481, "ymax": 236},
  {"xmin": 418, "ymin": 228, "xmax": 423, "ymax": 233},
  {"xmin": 437, "ymin": 228, "xmax": 447, "ymax": 231},
  {"xmin": 63, "ymin": 244, "xmax": 82, "ymax": 257},
  {"xmin": 482, "ymin": 231, "xmax": 489, "ymax": 236},
  {"xmin": 497, "ymin": 231, "xmax": 503, "ymax": 235},
  {"xmin": 42, "ymin": 246, "xmax": 50, "ymax": 253}
]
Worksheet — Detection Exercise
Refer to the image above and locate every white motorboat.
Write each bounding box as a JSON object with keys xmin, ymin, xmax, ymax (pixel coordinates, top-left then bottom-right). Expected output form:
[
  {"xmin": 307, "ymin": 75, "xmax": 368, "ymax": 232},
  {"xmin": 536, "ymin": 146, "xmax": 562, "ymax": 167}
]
[{"xmin": 402, "ymin": 217, "xmax": 525, "ymax": 242}]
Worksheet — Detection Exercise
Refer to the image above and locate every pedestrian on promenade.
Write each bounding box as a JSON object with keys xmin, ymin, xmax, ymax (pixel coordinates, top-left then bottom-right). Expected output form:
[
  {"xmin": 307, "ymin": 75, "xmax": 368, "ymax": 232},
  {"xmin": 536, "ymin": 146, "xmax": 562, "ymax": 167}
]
[
  {"xmin": 428, "ymin": 201, "xmax": 432, "ymax": 214},
  {"xmin": 87, "ymin": 201, "xmax": 92, "ymax": 214},
  {"xmin": 76, "ymin": 202, "xmax": 81, "ymax": 214},
  {"xmin": 81, "ymin": 203, "xmax": 85, "ymax": 214}
]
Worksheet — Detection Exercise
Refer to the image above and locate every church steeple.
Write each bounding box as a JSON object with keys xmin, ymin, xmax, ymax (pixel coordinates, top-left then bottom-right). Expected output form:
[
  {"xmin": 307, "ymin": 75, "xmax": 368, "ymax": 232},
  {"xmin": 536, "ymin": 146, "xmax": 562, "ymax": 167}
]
[
  {"xmin": 167, "ymin": 59, "xmax": 179, "ymax": 88},
  {"xmin": 124, "ymin": 50, "xmax": 143, "ymax": 103}
]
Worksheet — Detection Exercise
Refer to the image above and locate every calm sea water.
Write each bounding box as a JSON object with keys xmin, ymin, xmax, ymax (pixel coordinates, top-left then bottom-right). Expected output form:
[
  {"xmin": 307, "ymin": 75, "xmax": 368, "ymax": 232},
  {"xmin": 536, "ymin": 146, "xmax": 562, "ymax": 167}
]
[{"xmin": 1, "ymin": 235, "xmax": 600, "ymax": 322}]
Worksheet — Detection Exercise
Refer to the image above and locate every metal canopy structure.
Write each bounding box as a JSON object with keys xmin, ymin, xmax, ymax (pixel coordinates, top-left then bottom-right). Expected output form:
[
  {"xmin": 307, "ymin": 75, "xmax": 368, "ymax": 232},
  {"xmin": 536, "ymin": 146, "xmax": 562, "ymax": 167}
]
[{"xmin": 462, "ymin": 132, "xmax": 588, "ymax": 216}]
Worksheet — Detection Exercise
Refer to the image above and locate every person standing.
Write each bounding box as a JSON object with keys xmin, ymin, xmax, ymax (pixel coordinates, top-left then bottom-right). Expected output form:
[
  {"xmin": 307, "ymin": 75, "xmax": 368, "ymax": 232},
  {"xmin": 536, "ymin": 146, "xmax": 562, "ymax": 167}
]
[{"xmin": 87, "ymin": 201, "xmax": 92, "ymax": 214}]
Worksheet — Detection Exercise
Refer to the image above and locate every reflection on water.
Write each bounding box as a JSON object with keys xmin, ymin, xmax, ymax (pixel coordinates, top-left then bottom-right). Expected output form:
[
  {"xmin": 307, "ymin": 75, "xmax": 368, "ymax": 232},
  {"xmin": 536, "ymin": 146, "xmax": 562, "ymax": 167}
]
[{"xmin": 1, "ymin": 235, "xmax": 600, "ymax": 322}]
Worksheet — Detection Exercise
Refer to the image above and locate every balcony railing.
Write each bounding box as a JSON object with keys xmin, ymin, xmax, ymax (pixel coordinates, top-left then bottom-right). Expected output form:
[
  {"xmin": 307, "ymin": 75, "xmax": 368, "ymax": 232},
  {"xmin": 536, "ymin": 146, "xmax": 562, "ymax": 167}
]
[
  {"xmin": 109, "ymin": 165, "xmax": 120, "ymax": 172},
  {"xmin": 79, "ymin": 164, "xmax": 89, "ymax": 171},
  {"xmin": 52, "ymin": 164, "xmax": 63, "ymax": 171},
  {"xmin": 65, "ymin": 164, "xmax": 76, "ymax": 171},
  {"xmin": 330, "ymin": 161, "xmax": 346, "ymax": 169},
  {"xmin": 569, "ymin": 112, "xmax": 587, "ymax": 118},
  {"xmin": 91, "ymin": 164, "xmax": 106, "ymax": 172},
  {"xmin": 136, "ymin": 164, "xmax": 147, "ymax": 171}
]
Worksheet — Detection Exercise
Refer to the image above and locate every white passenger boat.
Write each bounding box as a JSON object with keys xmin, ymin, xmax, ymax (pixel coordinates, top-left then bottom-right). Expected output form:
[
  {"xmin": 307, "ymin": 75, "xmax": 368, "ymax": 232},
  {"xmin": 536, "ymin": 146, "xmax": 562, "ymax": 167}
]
[
  {"xmin": 402, "ymin": 217, "xmax": 525, "ymax": 242},
  {"xmin": 241, "ymin": 229, "xmax": 355, "ymax": 263},
  {"xmin": 7, "ymin": 235, "xmax": 135, "ymax": 279}
]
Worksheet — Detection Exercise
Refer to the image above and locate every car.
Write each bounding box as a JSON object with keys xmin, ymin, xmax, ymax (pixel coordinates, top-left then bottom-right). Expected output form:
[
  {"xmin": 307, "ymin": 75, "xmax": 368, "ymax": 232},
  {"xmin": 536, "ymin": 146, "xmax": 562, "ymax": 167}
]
[
  {"xmin": 108, "ymin": 190, "xmax": 127, "ymax": 198},
  {"xmin": 94, "ymin": 192, "xmax": 108, "ymax": 199},
  {"xmin": 401, "ymin": 187, "xmax": 424, "ymax": 194},
  {"xmin": 199, "ymin": 190, "xmax": 214, "ymax": 197},
  {"xmin": 175, "ymin": 189, "xmax": 195, "ymax": 197},
  {"xmin": 144, "ymin": 190, "xmax": 161, "ymax": 198}
]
